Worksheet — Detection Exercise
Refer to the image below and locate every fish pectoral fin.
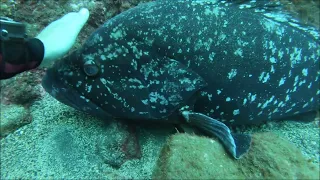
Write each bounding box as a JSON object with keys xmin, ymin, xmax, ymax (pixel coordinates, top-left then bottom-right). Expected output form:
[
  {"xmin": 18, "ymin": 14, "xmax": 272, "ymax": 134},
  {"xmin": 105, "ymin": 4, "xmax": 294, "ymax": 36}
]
[
  {"xmin": 181, "ymin": 111, "xmax": 251, "ymax": 159},
  {"xmin": 231, "ymin": 132, "xmax": 252, "ymax": 159}
]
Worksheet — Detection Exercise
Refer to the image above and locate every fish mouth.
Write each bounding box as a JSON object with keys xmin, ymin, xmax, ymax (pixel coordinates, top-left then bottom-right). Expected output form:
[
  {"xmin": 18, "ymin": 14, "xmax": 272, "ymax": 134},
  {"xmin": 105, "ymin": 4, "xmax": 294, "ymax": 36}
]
[{"xmin": 42, "ymin": 68, "xmax": 113, "ymax": 120}]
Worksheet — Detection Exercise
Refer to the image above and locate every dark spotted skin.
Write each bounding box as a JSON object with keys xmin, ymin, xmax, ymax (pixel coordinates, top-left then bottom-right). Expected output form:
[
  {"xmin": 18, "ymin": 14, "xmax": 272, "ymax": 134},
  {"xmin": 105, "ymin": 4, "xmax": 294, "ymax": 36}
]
[{"xmin": 43, "ymin": 0, "xmax": 320, "ymax": 126}]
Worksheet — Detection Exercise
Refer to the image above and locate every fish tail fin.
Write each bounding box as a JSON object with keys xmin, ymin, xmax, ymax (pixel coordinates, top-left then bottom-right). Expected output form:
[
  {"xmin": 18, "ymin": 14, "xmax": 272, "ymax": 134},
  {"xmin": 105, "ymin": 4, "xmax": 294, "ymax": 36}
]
[{"xmin": 181, "ymin": 111, "xmax": 251, "ymax": 159}]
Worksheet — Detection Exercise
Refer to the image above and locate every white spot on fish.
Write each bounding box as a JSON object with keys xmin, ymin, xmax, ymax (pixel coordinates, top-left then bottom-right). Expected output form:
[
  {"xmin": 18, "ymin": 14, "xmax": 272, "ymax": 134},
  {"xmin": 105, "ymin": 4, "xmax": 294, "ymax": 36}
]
[
  {"xmin": 261, "ymin": 96, "xmax": 275, "ymax": 109},
  {"xmin": 243, "ymin": 98, "xmax": 247, "ymax": 105},
  {"xmin": 209, "ymin": 52, "xmax": 216, "ymax": 61},
  {"xmin": 273, "ymin": 100, "xmax": 278, "ymax": 105},
  {"xmin": 228, "ymin": 69, "xmax": 237, "ymax": 80},
  {"xmin": 226, "ymin": 97, "xmax": 231, "ymax": 102},
  {"xmin": 259, "ymin": 72, "xmax": 265, "ymax": 81},
  {"xmin": 279, "ymin": 77, "xmax": 286, "ymax": 86},
  {"xmin": 204, "ymin": 6, "xmax": 220, "ymax": 17},
  {"xmin": 250, "ymin": 94, "xmax": 256, "ymax": 102},
  {"xmin": 269, "ymin": 57, "xmax": 277, "ymax": 63},
  {"xmin": 293, "ymin": 75, "xmax": 299, "ymax": 86},
  {"xmin": 285, "ymin": 108, "xmax": 292, "ymax": 113},
  {"xmin": 263, "ymin": 73, "xmax": 270, "ymax": 83},
  {"xmin": 259, "ymin": 72, "xmax": 270, "ymax": 83},
  {"xmin": 285, "ymin": 95, "xmax": 290, "ymax": 102},
  {"xmin": 233, "ymin": 109, "xmax": 240, "ymax": 115},
  {"xmin": 302, "ymin": 68, "xmax": 308, "ymax": 76},
  {"xmin": 278, "ymin": 50, "xmax": 284, "ymax": 59},
  {"xmin": 234, "ymin": 48, "xmax": 243, "ymax": 58},
  {"xmin": 290, "ymin": 47, "xmax": 302, "ymax": 67},
  {"xmin": 149, "ymin": 92, "xmax": 168, "ymax": 105},
  {"xmin": 160, "ymin": 109, "xmax": 167, "ymax": 113},
  {"xmin": 76, "ymin": 81, "xmax": 82, "ymax": 87},
  {"xmin": 110, "ymin": 29, "xmax": 125, "ymax": 40},
  {"xmin": 141, "ymin": 99, "xmax": 148, "ymax": 105},
  {"xmin": 223, "ymin": 20, "xmax": 228, "ymax": 27},
  {"xmin": 101, "ymin": 55, "xmax": 106, "ymax": 61},
  {"xmin": 270, "ymin": 65, "xmax": 275, "ymax": 73},
  {"xmin": 86, "ymin": 84, "xmax": 92, "ymax": 93},
  {"xmin": 298, "ymin": 79, "xmax": 306, "ymax": 86},
  {"xmin": 218, "ymin": 33, "xmax": 227, "ymax": 42}
]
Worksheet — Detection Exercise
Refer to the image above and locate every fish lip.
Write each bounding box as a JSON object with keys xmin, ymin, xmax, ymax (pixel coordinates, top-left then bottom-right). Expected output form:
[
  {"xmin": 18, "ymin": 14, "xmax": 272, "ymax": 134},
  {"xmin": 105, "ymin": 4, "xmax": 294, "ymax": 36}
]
[
  {"xmin": 42, "ymin": 69, "xmax": 79, "ymax": 110},
  {"xmin": 42, "ymin": 69, "xmax": 114, "ymax": 120}
]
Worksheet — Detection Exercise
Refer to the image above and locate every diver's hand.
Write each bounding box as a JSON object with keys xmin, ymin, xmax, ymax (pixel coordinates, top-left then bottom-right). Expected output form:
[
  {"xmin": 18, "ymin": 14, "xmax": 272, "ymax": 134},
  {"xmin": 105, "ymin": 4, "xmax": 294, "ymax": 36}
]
[{"xmin": 36, "ymin": 8, "xmax": 90, "ymax": 67}]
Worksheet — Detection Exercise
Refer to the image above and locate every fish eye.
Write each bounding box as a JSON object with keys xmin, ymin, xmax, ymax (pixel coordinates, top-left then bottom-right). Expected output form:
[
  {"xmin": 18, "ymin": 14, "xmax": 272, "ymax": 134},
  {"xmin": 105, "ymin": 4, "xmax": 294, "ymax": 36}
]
[{"xmin": 83, "ymin": 60, "xmax": 99, "ymax": 77}]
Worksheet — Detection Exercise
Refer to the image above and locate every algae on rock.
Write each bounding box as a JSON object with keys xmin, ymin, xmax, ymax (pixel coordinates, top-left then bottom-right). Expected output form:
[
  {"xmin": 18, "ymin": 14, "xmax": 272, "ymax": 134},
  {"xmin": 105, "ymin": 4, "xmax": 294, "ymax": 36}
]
[
  {"xmin": 152, "ymin": 133, "xmax": 242, "ymax": 179},
  {"xmin": 153, "ymin": 133, "xmax": 319, "ymax": 179}
]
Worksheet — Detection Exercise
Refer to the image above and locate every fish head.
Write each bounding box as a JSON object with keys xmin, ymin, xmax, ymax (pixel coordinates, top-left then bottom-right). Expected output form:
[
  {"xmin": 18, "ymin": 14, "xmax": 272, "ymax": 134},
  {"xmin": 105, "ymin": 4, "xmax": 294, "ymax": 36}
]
[{"xmin": 42, "ymin": 49, "xmax": 113, "ymax": 119}]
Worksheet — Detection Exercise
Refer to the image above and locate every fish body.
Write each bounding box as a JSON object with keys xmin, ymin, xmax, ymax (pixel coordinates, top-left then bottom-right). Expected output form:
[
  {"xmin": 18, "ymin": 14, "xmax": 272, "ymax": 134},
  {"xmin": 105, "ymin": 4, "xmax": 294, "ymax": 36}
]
[{"xmin": 42, "ymin": 0, "xmax": 320, "ymax": 127}]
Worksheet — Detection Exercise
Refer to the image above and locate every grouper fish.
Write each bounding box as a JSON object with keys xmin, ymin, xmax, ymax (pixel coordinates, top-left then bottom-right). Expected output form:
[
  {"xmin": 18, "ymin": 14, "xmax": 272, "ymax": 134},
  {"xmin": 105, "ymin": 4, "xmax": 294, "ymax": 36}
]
[{"xmin": 42, "ymin": 0, "xmax": 320, "ymax": 159}]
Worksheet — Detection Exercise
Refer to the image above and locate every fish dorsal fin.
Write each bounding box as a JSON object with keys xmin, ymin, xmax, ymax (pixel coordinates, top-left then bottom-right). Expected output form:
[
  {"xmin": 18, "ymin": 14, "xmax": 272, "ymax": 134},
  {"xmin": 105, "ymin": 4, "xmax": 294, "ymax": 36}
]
[
  {"xmin": 221, "ymin": 0, "xmax": 320, "ymax": 40},
  {"xmin": 191, "ymin": 0, "xmax": 319, "ymax": 40}
]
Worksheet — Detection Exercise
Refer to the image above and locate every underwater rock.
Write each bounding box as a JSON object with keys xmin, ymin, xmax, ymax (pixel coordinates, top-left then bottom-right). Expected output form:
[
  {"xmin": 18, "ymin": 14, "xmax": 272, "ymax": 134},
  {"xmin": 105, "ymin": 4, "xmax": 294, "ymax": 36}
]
[
  {"xmin": 96, "ymin": 121, "xmax": 142, "ymax": 169},
  {"xmin": 0, "ymin": 69, "xmax": 46, "ymax": 106},
  {"xmin": 279, "ymin": 0, "xmax": 320, "ymax": 28},
  {"xmin": 153, "ymin": 133, "xmax": 319, "ymax": 179},
  {"xmin": 0, "ymin": 104, "xmax": 31, "ymax": 137},
  {"xmin": 152, "ymin": 133, "xmax": 241, "ymax": 179},
  {"xmin": 238, "ymin": 133, "xmax": 319, "ymax": 179},
  {"xmin": 0, "ymin": 0, "xmax": 16, "ymax": 17}
]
